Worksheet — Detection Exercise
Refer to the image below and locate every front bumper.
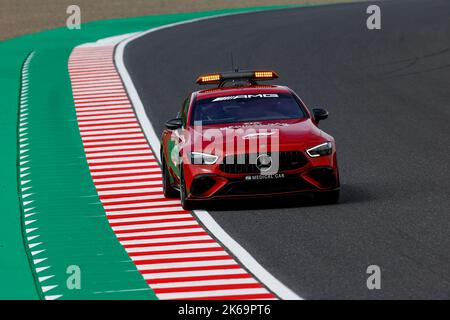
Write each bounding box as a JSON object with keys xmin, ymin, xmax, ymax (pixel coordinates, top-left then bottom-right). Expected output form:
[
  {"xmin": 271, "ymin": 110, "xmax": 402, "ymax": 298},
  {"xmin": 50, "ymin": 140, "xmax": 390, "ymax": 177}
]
[{"xmin": 183, "ymin": 152, "xmax": 340, "ymax": 200}]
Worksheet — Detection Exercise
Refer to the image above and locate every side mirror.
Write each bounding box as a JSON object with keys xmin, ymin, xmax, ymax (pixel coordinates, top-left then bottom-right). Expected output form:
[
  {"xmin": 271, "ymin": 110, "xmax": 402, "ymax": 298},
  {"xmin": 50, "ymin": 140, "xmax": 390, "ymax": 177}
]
[
  {"xmin": 312, "ymin": 108, "xmax": 329, "ymax": 123},
  {"xmin": 165, "ymin": 118, "xmax": 183, "ymax": 130}
]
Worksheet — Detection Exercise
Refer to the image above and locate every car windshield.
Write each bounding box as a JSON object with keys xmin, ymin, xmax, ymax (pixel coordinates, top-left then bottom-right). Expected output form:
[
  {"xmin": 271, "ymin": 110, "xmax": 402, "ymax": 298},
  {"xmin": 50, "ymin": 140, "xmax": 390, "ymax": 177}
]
[{"xmin": 191, "ymin": 93, "xmax": 307, "ymax": 125}]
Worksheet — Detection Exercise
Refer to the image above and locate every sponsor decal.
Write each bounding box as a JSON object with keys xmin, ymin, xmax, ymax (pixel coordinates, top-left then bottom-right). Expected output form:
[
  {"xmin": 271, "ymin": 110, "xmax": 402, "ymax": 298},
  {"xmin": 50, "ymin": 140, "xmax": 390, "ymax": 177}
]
[
  {"xmin": 212, "ymin": 94, "xmax": 279, "ymax": 102},
  {"xmin": 219, "ymin": 122, "xmax": 289, "ymax": 130},
  {"xmin": 245, "ymin": 173, "xmax": 285, "ymax": 181}
]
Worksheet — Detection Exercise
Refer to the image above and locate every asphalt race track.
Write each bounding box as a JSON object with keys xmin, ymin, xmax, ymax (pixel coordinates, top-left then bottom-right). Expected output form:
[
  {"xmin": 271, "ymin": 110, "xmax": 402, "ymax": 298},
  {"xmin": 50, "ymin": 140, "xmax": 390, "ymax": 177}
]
[{"xmin": 124, "ymin": 0, "xmax": 450, "ymax": 299}]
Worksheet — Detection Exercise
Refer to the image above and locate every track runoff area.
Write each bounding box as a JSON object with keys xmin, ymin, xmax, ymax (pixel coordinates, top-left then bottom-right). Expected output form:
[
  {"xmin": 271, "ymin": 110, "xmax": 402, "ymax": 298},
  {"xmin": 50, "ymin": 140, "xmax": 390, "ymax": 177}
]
[{"xmin": 68, "ymin": 32, "xmax": 299, "ymax": 302}]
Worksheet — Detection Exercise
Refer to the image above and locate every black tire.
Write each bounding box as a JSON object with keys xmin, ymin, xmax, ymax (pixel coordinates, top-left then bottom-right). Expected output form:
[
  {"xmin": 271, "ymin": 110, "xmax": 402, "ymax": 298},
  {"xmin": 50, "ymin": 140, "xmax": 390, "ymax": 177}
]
[
  {"xmin": 315, "ymin": 190, "xmax": 340, "ymax": 205},
  {"xmin": 180, "ymin": 169, "xmax": 195, "ymax": 210},
  {"xmin": 162, "ymin": 157, "xmax": 179, "ymax": 198}
]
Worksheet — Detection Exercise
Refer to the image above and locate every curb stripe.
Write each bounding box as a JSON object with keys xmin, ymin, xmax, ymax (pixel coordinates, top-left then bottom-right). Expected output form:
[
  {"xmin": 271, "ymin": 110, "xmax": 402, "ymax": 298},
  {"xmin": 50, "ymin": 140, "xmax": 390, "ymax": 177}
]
[{"xmin": 69, "ymin": 46, "xmax": 276, "ymax": 300}]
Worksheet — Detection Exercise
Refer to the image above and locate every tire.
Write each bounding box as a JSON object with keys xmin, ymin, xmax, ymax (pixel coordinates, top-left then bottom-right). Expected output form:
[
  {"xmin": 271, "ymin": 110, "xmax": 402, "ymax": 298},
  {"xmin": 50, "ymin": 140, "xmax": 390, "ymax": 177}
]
[
  {"xmin": 162, "ymin": 157, "xmax": 179, "ymax": 198},
  {"xmin": 180, "ymin": 169, "xmax": 195, "ymax": 210},
  {"xmin": 315, "ymin": 190, "xmax": 340, "ymax": 205}
]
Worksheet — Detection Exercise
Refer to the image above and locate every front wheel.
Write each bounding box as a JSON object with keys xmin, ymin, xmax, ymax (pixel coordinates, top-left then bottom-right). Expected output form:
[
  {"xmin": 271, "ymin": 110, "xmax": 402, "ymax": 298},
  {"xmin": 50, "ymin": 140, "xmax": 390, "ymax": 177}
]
[
  {"xmin": 315, "ymin": 190, "xmax": 340, "ymax": 205},
  {"xmin": 180, "ymin": 170, "xmax": 195, "ymax": 210},
  {"xmin": 162, "ymin": 157, "xmax": 179, "ymax": 198}
]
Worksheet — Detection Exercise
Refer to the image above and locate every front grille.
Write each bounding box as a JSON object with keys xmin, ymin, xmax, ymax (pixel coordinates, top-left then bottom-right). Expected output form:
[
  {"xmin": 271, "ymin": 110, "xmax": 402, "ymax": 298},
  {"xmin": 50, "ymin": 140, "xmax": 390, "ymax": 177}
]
[{"xmin": 219, "ymin": 151, "xmax": 308, "ymax": 174}]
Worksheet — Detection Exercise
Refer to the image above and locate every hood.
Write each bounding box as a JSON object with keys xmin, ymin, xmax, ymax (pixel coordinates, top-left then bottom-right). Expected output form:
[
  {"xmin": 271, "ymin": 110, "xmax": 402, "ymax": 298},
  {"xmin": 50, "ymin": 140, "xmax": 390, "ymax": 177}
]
[{"xmin": 184, "ymin": 118, "xmax": 327, "ymax": 156}]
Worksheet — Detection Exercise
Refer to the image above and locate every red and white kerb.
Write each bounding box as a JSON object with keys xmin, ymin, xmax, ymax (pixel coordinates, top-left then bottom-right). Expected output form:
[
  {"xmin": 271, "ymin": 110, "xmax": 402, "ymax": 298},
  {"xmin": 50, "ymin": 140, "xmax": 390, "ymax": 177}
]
[{"xmin": 68, "ymin": 45, "xmax": 277, "ymax": 300}]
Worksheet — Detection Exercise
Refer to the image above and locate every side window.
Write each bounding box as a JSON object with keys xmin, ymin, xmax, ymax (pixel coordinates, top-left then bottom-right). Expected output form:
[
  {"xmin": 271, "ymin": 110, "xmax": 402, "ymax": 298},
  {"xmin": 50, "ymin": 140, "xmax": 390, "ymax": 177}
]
[{"xmin": 179, "ymin": 95, "xmax": 191, "ymax": 127}]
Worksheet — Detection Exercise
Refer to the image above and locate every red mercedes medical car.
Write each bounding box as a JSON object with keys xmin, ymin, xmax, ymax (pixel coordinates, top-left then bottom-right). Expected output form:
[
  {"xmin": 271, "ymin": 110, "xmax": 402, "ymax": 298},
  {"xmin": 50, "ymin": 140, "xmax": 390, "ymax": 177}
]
[{"xmin": 160, "ymin": 70, "xmax": 340, "ymax": 209}]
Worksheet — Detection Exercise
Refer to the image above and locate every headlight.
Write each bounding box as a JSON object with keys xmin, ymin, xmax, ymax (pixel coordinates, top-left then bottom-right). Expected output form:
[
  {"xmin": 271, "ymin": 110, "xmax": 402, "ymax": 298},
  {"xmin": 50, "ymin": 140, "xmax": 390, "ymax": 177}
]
[
  {"xmin": 306, "ymin": 142, "xmax": 333, "ymax": 158},
  {"xmin": 189, "ymin": 152, "xmax": 219, "ymax": 165}
]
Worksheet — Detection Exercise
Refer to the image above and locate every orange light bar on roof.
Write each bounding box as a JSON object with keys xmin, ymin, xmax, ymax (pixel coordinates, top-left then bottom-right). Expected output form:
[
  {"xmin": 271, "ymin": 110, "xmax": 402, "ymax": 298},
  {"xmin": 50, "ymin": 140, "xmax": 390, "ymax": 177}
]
[
  {"xmin": 196, "ymin": 70, "xmax": 279, "ymax": 85},
  {"xmin": 254, "ymin": 71, "xmax": 279, "ymax": 79},
  {"xmin": 196, "ymin": 74, "xmax": 221, "ymax": 84}
]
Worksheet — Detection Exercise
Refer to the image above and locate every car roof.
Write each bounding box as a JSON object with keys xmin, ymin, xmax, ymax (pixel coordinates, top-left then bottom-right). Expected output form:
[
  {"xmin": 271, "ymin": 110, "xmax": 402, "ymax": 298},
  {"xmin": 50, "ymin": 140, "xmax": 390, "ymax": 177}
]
[{"xmin": 194, "ymin": 85, "xmax": 292, "ymax": 100}]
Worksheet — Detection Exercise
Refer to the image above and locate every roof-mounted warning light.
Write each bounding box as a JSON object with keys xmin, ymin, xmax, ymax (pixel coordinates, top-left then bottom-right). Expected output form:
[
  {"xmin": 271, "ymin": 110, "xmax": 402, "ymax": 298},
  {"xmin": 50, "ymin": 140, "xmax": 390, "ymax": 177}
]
[
  {"xmin": 196, "ymin": 70, "xmax": 279, "ymax": 86},
  {"xmin": 253, "ymin": 71, "xmax": 278, "ymax": 80},
  {"xmin": 196, "ymin": 74, "xmax": 222, "ymax": 85}
]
